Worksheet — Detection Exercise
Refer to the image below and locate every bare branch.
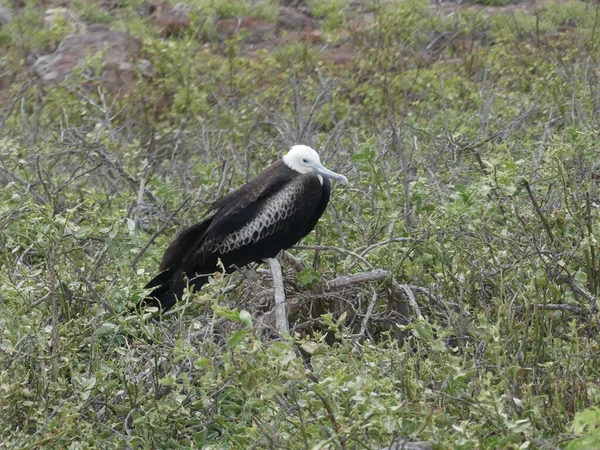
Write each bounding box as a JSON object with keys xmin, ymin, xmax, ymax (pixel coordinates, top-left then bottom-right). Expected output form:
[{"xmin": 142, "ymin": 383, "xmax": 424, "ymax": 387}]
[
  {"xmin": 358, "ymin": 237, "xmax": 412, "ymax": 257},
  {"xmin": 293, "ymin": 244, "xmax": 373, "ymax": 269},
  {"xmin": 134, "ymin": 157, "xmax": 150, "ymax": 233},
  {"xmin": 552, "ymin": 272, "xmax": 598, "ymax": 316},
  {"xmin": 357, "ymin": 288, "xmax": 378, "ymax": 340},
  {"xmin": 326, "ymin": 269, "xmax": 390, "ymax": 289},
  {"xmin": 391, "ymin": 281, "xmax": 423, "ymax": 320},
  {"xmin": 64, "ymin": 254, "xmax": 115, "ymax": 315},
  {"xmin": 93, "ymin": 145, "xmax": 161, "ymax": 206},
  {"xmin": 517, "ymin": 303, "xmax": 584, "ymax": 314},
  {"xmin": 281, "ymin": 251, "xmax": 305, "ymax": 272},
  {"xmin": 0, "ymin": 164, "xmax": 47, "ymax": 204},
  {"xmin": 130, "ymin": 199, "xmax": 189, "ymax": 269},
  {"xmin": 523, "ymin": 180, "xmax": 555, "ymax": 243},
  {"xmin": 267, "ymin": 257, "xmax": 289, "ymax": 335}
]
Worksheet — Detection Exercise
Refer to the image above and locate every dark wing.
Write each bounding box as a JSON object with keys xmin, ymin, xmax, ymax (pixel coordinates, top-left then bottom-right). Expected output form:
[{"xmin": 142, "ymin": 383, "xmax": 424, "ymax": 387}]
[
  {"xmin": 156, "ymin": 160, "xmax": 297, "ymax": 273},
  {"xmin": 142, "ymin": 220, "xmax": 212, "ymax": 293},
  {"xmin": 209, "ymin": 161, "xmax": 296, "ymax": 220},
  {"xmin": 158, "ymin": 220, "xmax": 212, "ymax": 272},
  {"xmin": 180, "ymin": 173, "xmax": 325, "ymax": 271}
]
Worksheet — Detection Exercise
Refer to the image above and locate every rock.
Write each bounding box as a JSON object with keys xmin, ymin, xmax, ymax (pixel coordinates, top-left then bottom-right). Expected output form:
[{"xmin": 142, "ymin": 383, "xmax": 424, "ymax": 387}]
[
  {"xmin": 277, "ymin": 6, "xmax": 317, "ymax": 31},
  {"xmin": 32, "ymin": 28, "xmax": 143, "ymax": 92},
  {"xmin": 304, "ymin": 29, "xmax": 321, "ymax": 43},
  {"xmin": 136, "ymin": 58, "xmax": 152, "ymax": 75},
  {"xmin": 87, "ymin": 23, "xmax": 111, "ymax": 32},
  {"xmin": 155, "ymin": 1, "xmax": 191, "ymax": 37},
  {"xmin": 0, "ymin": 2, "xmax": 12, "ymax": 28},
  {"xmin": 279, "ymin": 28, "xmax": 321, "ymax": 45},
  {"xmin": 44, "ymin": 7, "xmax": 85, "ymax": 33},
  {"xmin": 216, "ymin": 17, "xmax": 276, "ymax": 43},
  {"xmin": 321, "ymin": 45, "xmax": 356, "ymax": 65}
]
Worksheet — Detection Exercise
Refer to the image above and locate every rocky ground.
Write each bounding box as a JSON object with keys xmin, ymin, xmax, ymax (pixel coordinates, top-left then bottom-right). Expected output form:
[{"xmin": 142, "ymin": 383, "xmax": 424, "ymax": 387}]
[{"xmin": 0, "ymin": 0, "xmax": 550, "ymax": 96}]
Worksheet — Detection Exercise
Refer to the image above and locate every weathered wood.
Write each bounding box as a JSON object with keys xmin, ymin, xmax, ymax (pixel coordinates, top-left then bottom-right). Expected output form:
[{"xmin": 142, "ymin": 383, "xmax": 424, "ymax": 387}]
[{"xmin": 267, "ymin": 257, "xmax": 289, "ymax": 335}]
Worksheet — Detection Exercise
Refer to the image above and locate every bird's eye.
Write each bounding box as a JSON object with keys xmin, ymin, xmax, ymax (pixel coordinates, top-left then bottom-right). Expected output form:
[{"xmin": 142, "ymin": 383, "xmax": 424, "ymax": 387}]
[{"xmin": 302, "ymin": 158, "xmax": 308, "ymax": 163}]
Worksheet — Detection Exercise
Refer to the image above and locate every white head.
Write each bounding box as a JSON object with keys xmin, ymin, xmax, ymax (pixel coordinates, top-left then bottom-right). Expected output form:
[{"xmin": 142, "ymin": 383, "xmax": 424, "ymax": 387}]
[{"xmin": 283, "ymin": 145, "xmax": 348, "ymax": 184}]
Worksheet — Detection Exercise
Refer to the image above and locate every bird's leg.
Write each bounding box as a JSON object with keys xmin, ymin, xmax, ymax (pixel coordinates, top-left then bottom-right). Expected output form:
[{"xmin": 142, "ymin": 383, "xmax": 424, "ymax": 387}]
[{"xmin": 265, "ymin": 257, "xmax": 290, "ymax": 335}]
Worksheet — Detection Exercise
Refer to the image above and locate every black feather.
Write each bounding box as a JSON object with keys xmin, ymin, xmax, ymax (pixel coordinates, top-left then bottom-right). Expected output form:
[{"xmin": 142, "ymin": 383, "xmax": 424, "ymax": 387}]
[{"xmin": 138, "ymin": 160, "xmax": 332, "ymax": 312}]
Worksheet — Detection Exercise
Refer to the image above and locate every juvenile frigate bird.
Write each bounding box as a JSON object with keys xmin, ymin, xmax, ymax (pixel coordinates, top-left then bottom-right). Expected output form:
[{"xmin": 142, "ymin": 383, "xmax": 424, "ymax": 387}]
[{"xmin": 140, "ymin": 145, "xmax": 347, "ymax": 311}]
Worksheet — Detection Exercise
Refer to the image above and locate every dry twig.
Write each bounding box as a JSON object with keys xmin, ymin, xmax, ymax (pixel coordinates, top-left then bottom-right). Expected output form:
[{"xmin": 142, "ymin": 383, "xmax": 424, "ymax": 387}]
[
  {"xmin": 131, "ymin": 199, "xmax": 189, "ymax": 269},
  {"xmin": 326, "ymin": 269, "xmax": 389, "ymax": 289},
  {"xmin": 552, "ymin": 272, "xmax": 599, "ymax": 316},
  {"xmin": 293, "ymin": 244, "xmax": 372, "ymax": 269},
  {"xmin": 357, "ymin": 288, "xmax": 378, "ymax": 340},
  {"xmin": 281, "ymin": 251, "xmax": 305, "ymax": 272}
]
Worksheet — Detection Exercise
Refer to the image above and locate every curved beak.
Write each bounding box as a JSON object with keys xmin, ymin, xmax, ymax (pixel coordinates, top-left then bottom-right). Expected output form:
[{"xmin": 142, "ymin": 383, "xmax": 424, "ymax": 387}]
[{"xmin": 312, "ymin": 163, "xmax": 348, "ymax": 185}]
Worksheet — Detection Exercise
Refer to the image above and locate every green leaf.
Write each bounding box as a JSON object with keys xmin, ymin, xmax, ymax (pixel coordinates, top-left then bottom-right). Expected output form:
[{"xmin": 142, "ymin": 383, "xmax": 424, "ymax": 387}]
[
  {"xmin": 299, "ymin": 340, "xmax": 328, "ymax": 356},
  {"xmin": 194, "ymin": 429, "xmax": 208, "ymax": 446},
  {"xmin": 195, "ymin": 358, "xmax": 210, "ymax": 368},
  {"xmin": 296, "ymin": 267, "xmax": 321, "ymax": 289},
  {"xmin": 227, "ymin": 330, "xmax": 247, "ymax": 348},
  {"xmin": 239, "ymin": 310, "xmax": 253, "ymax": 328},
  {"xmin": 413, "ymin": 322, "xmax": 433, "ymax": 341},
  {"xmin": 213, "ymin": 305, "xmax": 240, "ymax": 322}
]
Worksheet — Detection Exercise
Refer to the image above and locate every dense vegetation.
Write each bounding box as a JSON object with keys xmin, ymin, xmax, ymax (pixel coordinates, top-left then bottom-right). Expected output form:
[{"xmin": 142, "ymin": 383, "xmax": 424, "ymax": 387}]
[{"xmin": 2, "ymin": 0, "xmax": 600, "ymax": 448}]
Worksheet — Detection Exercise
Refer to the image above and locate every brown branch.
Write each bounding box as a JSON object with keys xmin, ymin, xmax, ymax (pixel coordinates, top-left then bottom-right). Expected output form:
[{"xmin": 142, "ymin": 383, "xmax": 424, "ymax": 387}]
[
  {"xmin": 93, "ymin": 146, "xmax": 161, "ymax": 206},
  {"xmin": 28, "ymin": 292, "xmax": 51, "ymax": 310},
  {"xmin": 458, "ymin": 100, "xmax": 542, "ymax": 153},
  {"xmin": 404, "ymin": 284, "xmax": 453, "ymax": 310},
  {"xmin": 533, "ymin": 303, "xmax": 583, "ymax": 313},
  {"xmin": 552, "ymin": 272, "xmax": 598, "ymax": 316},
  {"xmin": 523, "ymin": 180, "xmax": 555, "ymax": 243},
  {"xmin": 133, "ymin": 157, "xmax": 151, "ymax": 233},
  {"xmin": 48, "ymin": 243, "xmax": 59, "ymax": 380},
  {"xmin": 64, "ymin": 254, "xmax": 115, "ymax": 315},
  {"xmin": 390, "ymin": 122, "xmax": 415, "ymax": 230},
  {"xmin": 585, "ymin": 192, "xmax": 597, "ymax": 296},
  {"xmin": 314, "ymin": 390, "xmax": 346, "ymax": 450},
  {"xmin": 0, "ymin": 164, "xmax": 47, "ymax": 204},
  {"xmin": 281, "ymin": 250, "xmax": 305, "ymax": 272},
  {"xmin": 322, "ymin": 269, "xmax": 433, "ymax": 321}
]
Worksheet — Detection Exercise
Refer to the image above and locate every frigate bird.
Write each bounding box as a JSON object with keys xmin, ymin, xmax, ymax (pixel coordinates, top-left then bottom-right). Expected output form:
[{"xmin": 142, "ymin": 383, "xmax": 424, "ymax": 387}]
[{"xmin": 140, "ymin": 145, "xmax": 348, "ymax": 311}]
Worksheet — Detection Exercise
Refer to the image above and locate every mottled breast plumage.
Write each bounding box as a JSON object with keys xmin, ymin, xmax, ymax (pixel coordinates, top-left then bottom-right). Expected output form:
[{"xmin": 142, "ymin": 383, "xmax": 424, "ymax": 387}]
[{"xmin": 209, "ymin": 175, "xmax": 311, "ymax": 254}]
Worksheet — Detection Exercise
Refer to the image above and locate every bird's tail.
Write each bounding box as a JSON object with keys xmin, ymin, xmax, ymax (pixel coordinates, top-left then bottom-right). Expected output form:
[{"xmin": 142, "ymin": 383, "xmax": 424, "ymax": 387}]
[{"xmin": 134, "ymin": 268, "xmax": 209, "ymax": 313}]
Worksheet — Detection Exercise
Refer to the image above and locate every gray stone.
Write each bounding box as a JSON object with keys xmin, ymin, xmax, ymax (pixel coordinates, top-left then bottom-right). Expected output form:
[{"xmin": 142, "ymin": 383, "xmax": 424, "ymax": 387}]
[
  {"xmin": 216, "ymin": 17, "xmax": 276, "ymax": 43},
  {"xmin": 32, "ymin": 28, "xmax": 143, "ymax": 92},
  {"xmin": 277, "ymin": 6, "xmax": 317, "ymax": 31},
  {"xmin": 155, "ymin": 1, "xmax": 192, "ymax": 37}
]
